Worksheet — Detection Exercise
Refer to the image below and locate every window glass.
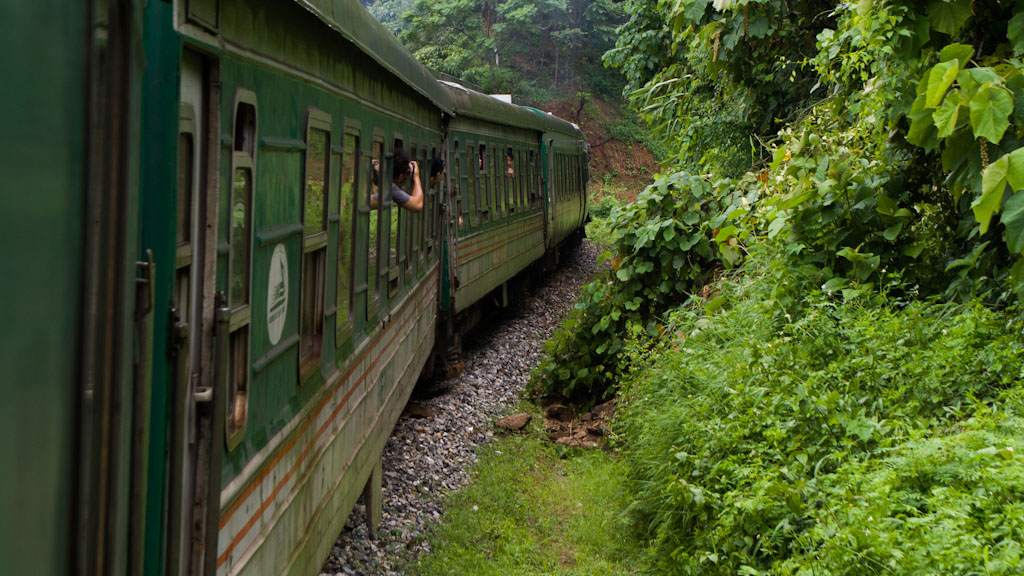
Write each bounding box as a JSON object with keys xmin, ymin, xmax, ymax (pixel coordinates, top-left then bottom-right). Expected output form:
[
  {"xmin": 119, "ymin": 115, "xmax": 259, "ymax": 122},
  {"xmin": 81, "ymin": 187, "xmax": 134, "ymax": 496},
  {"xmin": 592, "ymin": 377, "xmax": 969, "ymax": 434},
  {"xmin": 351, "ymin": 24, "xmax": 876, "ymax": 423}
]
[
  {"xmin": 176, "ymin": 133, "xmax": 194, "ymax": 245},
  {"xmin": 506, "ymin": 147, "xmax": 515, "ymax": 212},
  {"xmin": 493, "ymin": 145, "xmax": 502, "ymax": 218},
  {"xmin": 368, "ymin": 139, "xmax": 383, "ymax": 309},
  {"xmin": 227, "ymin": 327, "xmax": 249, "ymax": 438},
  {"xmin": 464, "ymin": 141, "xmax": 475, "ymax": 228},
  {"xmin": 234, "ymin": 103, "xmax": 256, "ymax": 155},
  {"xmin": 528, "ymin": 150, "xmax": 535, "ymax": 207},
  {"xmin": 338, "ymin": 132, "xmax": 357, "ymax": 329},
  {"xmin": 479, "ymin": 143, "xmax": 489, "ymax": 221},
  {"xmin": 304, "ymin": 128, "xmax": 328, "ymax": 237},
  {"xmin": 230, "ymin": 167, "xmax": 251, "ymax": 309},
  {"xmin": 300, "ymin": 249, "xmax": 325, "ymax": 366},
  {"xmin": 454, "ymin": 141, "xmax": 466, "ymax": 232}
]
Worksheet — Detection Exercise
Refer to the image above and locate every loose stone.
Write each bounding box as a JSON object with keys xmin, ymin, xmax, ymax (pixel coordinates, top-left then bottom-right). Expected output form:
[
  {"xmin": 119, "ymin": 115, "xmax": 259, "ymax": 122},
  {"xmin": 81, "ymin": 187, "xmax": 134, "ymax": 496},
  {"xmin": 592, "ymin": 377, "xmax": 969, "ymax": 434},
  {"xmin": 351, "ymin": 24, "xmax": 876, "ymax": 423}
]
[{"xmin": 322, "ymin": 241, "xmax": 601, "ymax": 575}]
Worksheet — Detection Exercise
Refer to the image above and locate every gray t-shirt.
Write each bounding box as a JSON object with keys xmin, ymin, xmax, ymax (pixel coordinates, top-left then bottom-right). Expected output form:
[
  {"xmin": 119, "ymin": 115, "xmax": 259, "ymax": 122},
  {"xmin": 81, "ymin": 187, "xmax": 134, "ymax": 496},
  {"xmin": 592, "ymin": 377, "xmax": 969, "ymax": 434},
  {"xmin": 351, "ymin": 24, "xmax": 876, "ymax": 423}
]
[{"xmin": 391, "ymin": 182, "xmax": 411, "ymax": 205}]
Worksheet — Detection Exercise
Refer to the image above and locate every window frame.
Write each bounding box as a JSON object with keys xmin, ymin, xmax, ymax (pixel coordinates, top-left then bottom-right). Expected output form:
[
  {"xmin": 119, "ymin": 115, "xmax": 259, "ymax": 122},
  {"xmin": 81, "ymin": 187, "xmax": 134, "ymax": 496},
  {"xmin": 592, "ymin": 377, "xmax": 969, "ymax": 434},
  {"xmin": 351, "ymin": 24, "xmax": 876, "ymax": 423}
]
[
  {"xmin": 366, "ymin": 133, "xmax": 385, "ymax": 328},
  {"xmin": 225, "ymin": 88, "xmax": 258, "ymax": 451},
  {"xmin": 336, "ymin": 122, "xmax": 360, "ymax": 343},
  {"xmin": 299, "ymin": 108, "xmax": 332, "ymax": 383}
]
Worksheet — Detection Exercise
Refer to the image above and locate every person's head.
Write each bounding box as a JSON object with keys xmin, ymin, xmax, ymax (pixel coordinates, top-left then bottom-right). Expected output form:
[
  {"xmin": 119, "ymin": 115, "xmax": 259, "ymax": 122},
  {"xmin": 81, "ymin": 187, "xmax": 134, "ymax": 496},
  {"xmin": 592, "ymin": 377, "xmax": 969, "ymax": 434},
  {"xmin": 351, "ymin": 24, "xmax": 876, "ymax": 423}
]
[
  {"xmin": 393, "ymin": 148, "xmax": 412, "ymax": 184},
  {"xmin": 429, "ymin": 155, "xmax": 445, "ymax": 186}
]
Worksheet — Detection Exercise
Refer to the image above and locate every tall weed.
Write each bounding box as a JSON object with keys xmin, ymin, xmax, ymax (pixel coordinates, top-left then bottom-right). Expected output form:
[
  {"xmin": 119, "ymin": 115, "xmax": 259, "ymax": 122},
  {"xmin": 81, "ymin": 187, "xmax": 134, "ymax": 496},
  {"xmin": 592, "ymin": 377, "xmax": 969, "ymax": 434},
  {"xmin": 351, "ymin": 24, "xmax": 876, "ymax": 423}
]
[{"xmin": 617, "ymin": 245, "xmax": 1024, "ymax": 574}]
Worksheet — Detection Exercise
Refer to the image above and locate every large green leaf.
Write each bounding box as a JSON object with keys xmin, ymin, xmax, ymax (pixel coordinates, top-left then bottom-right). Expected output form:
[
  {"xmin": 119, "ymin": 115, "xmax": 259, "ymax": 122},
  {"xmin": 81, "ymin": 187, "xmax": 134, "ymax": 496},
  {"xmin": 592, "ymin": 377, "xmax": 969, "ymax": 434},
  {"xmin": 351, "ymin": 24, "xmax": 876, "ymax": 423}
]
[
  {"xmin": 683, "ymin": 0, "xmax": 711, "ymax": 21},
  {"xmin": 939, "ymin": 43, "xmax": 973, "ymax": 65},
  {"xmin": 970, "ymin": 84, "xmax": 1014, "ymax": 143},
  {"xmin": 906, "ymin": 109, "xmax": 939, "ymax": 150},
  {"xmin": 1002, "ymin": 191, "xmax": 1024, "ymax": 253},
  {"xmin": 926, "ymin": 60, "xmax": 960, "ymax": 108},
  {"xmin": 927, "ymin": 0, "xmax": 972, "ymax": 36},
  {"xmin": 932, "ymin": 93, "xmax": 963, "ymax": 138},
  {"xmin": 974, "ymin": 155, "xmax": 1010, "ymax": 233},
  {"xmin": 1006, "ymin": 148, "xmax": 1024, "ymax": 191},
  {"xmin": 1009, "ymin": 12, "xmax": 1024, "ymax": 56},
  {"xmin": 1007, "ymin": 73, "xmax": 1024, "ymax": 126}
]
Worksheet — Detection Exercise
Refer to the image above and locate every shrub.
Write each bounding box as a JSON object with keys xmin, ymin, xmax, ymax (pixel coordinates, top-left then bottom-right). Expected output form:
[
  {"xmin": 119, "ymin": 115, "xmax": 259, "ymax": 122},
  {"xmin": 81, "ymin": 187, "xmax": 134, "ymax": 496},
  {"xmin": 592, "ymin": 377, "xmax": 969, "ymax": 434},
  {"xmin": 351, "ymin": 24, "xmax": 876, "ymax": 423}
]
[{"xmin": 616, "ymin": 246, "xmax": 1024, "ymax": 574}]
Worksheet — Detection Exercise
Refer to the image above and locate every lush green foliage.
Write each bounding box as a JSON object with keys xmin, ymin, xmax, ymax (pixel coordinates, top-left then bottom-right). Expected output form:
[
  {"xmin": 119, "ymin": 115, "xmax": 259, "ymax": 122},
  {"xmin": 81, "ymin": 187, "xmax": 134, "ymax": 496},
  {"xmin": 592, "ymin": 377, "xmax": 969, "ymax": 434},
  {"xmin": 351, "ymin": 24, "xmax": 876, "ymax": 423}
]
[
  {"xmin": 605, "ymin": 0, "xmax": 835, "ymax": 176},
  {"xmin": 399, "ymin": 0, "xmax": 625, "ymax": 103},
  {"xmin": 536, "ymin": 0, "xmax": 1024, "ymax": 400},
  {"xmin": 615, "ymin": 247, "xmax": 1024, "ymax": 574},
  {"xmin": 528, "ymin": 2, "xmax": 1024, "ymax": 573},
  {"xmin": 533, "ymin": 170, "xmax": 757, "ymax": 401}
]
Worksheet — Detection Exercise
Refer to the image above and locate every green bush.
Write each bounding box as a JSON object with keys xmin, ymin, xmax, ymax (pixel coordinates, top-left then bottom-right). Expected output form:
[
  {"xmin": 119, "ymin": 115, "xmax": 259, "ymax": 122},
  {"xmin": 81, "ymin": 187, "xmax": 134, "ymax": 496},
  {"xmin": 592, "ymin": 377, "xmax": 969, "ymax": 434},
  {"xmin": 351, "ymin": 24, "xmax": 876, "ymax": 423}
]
[
  {"xmin": 616, "ymin": 246, "xmax": 1024, "ymax": 575},
  {"xmin": 532, "ymin": 170, "xmax": 759, "ymax": 402}
]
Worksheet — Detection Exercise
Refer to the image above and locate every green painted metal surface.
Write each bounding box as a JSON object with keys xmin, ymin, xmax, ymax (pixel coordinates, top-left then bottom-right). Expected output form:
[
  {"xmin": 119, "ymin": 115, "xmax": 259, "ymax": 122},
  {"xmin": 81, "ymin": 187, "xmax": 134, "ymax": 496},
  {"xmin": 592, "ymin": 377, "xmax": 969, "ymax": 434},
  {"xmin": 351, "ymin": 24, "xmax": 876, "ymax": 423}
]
[
  {"xmin": 296, "ymin": 0, "xmax": 453, "ymax": 113},
  {"xmin": 140, "ymin": 0, "xmax": 182, "ymax": 573},
  {"xmin": 0, "ymin": 4, "xmax": 86, "ymax": 574}
]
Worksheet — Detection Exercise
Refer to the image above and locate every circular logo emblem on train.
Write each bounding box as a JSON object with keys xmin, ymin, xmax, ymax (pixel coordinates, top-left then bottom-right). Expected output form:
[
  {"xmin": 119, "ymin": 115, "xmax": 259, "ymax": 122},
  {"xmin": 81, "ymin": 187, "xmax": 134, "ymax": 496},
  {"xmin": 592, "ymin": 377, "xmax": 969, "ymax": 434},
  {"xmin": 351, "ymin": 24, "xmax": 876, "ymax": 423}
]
[{"xmin": 267, "ymin": 243, "xmax": 289, "ymax": 346}]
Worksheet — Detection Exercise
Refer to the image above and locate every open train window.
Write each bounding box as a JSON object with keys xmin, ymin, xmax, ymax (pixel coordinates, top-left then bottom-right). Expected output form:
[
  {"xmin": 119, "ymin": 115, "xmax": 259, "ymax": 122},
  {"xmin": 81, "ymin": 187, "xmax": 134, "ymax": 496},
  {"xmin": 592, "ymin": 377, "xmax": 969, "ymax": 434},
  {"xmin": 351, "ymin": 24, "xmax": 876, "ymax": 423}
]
[
  {"xmin": 411, "ymin": 142, "xmax": 423, "ymax": 270},
  {"xmin": 176, "ymin": 105, "xmax": 195, "ymax": 331},
  {"xmin": 478, "ymin": 143, "xmax": 489, "ymax": 222},
  {"xmin": 300, "ymin": 109, "xmax": 331, "ymax": 381},
  {"xmin": 426, "ymin": 146, "xmax": 438, "ymax": 259},
  {"xmin": 367, "ymin": 136, "xmax": 384, "ymax": 325},
  {"xmin": 518, "ymin": 147, "xmax": 525, "ymax": 209},
  {"xmin": 465, "ymin": 140, "xmax": 476, "ymax": 228},
  {"xmin": 337, "ymin": 129, "xmax": 358, "ymax": 339},
  {"xmin": 528, "ymin": 150, "xmax": 536, "ymax": 207},
  {"xmin": 454, "ymin": 141, "xmax": 466, "ymax": 232},
  {"xmin": 389, "ymin": 137, "xmax": 404, "ymax": 297},
  {"xmin": 506, "ymin": 147, "xmax": 515, "ymax": 214},
  {"xmin": 234, "ymin": 102, "xmax": 256, "ymax": 156},
  {"xmin": 492, "ymin": 145, "xmax": 502, "ymax": 218},
  {"xmin": 405, "ymin": 143, "xmax": 417, "ymax": 280},
  {"xmin": 227, "ymin": 89, "xmax": 257, "ymax": 448}
]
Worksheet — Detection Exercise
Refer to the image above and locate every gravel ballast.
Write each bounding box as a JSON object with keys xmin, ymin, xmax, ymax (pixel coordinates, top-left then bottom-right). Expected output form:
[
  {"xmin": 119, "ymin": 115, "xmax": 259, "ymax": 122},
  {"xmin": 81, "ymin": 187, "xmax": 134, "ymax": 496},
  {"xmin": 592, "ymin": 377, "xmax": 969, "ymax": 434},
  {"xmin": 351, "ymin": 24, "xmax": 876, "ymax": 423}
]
[{"xmin": 320, "ymin": 240, "xmax": 600, "ymax": 576}]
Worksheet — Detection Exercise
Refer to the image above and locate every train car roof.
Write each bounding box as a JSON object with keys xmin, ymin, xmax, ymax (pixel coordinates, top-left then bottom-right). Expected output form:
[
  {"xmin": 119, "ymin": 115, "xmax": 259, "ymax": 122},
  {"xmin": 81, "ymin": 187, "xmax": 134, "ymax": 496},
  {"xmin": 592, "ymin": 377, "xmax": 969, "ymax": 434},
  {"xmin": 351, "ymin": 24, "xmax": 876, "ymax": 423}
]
[
  {"xmin": 297, "ymin": 0, "xmax": 454, "ymax": 113},
  {"xmin": 441, "ymin": 81, "xmax": 584, "ymax": 140}
]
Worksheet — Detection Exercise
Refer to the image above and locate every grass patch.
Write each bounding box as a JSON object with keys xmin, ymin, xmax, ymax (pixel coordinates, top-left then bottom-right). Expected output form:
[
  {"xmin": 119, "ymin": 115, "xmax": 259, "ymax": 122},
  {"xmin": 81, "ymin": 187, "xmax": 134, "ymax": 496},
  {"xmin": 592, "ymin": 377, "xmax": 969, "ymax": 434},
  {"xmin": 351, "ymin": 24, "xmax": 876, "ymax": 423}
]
[{"xmin": 407, "ymin": 408, "xmax": 650, "ymax": 575}]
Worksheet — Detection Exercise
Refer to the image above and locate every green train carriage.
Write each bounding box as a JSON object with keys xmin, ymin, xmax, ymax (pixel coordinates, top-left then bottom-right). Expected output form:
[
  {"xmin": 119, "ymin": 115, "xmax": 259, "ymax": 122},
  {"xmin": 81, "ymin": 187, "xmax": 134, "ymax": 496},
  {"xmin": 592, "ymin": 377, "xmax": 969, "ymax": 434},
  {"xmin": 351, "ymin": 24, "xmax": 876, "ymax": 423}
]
[
  {"xmin": 437, "ymin": 82, "xmax": 589, "ymax": 353},
  {"xmin": 175, "ymin": 1, "xmax": 451, "ymax": 574},
  {"xmin": 2, "ymin": 1, "xmax": 589, "ymax": 575}
]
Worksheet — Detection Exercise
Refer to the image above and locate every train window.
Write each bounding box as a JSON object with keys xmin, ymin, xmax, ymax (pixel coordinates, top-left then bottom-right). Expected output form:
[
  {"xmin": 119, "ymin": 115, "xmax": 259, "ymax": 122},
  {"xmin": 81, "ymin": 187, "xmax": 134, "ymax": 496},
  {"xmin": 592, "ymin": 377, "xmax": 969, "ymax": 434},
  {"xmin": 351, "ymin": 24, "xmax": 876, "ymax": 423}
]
[
  {"xmin": 230, "ymin": 166, "xmax": 252, "ymax": 308},
  {"xmin": 455, "ymin": 141, "xmax": 467, "ymax": 232},
  {"xmin": 300, "ymin": 110, "xmax": 331, "ymax": 378},
  {"xmin": 227, "ymin": 326, "xmax": 249, "ymax": 440},
  {"xmin": 494, "ymin": 145, "xmax": 503, "ymax": 218},
  {"xmin": 368, "ymin": 137, "xmax": 383, "ymax": 322},
  {"xmin": 227, "ymin": 90, "xmax": 257, "ymax": 449},
  {"xmin": 337, "ymin": 130, "xmax": 357, "ymax": 334},
  {"xmin": 405, "ymin": 144, "xmax": 417, "ymax": 279},
  {"xmin": 415, "ymin": 146, "xmax": 426, "ymax": 270},
  {"xmin": 479, "ymin": 143, "xmax": 489, "ymax": 222},
  {"xmin": 304, "ymin": 127, "xmax": 329, "ymax": 236},
  {"xmin": 506, "ymin": 147, "xmax": 515, "ymax": 213},
  {"xmin": 176, "ymin": 109, "xmax": 195, "ymax": 331},
  {"xmin": 177, "ymin": 132, "xmax": 194, "ymax": 246},
  {"xmin": 427, "ymin": 146, "xmax": 438, "ymax": 258},
  {"xmin": 518, "ymin": 148, "xmax": 525, "ymax": 209},
  {"xmin": 388, "ymin": 138, "xmax": 403, "ymax": 297},
  {"xmin": 234, "ymin": 102, "xmax": 256, "ymax": 156}
]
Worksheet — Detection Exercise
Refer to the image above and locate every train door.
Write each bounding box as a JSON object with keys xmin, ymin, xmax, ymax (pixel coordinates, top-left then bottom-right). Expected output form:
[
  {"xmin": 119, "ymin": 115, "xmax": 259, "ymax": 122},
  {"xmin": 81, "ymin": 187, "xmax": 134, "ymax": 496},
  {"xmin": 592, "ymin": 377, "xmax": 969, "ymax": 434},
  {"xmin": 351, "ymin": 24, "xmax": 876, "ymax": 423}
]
[{"xmin": 167, "ymin": 48, "xmax": 223, "ymax": 576}]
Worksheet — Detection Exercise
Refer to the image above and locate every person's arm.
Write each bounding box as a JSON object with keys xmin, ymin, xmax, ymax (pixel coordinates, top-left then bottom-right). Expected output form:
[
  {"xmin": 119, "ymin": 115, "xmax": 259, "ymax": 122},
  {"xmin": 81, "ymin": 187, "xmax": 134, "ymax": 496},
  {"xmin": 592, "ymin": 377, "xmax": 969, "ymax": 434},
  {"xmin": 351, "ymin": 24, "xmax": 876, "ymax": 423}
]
[{"xmin": 402, "ymin": 160, "xmax": 424, "ymax": 212}]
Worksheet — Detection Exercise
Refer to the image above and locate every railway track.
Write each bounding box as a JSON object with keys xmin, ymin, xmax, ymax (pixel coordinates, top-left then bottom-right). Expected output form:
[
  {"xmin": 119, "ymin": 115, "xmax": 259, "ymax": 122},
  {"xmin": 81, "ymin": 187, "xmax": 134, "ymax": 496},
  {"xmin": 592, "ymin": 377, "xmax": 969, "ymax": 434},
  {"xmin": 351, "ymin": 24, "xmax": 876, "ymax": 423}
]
[{"xmin": 321, "ymin": 240, "xmax": 601, "ymax": 575}]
